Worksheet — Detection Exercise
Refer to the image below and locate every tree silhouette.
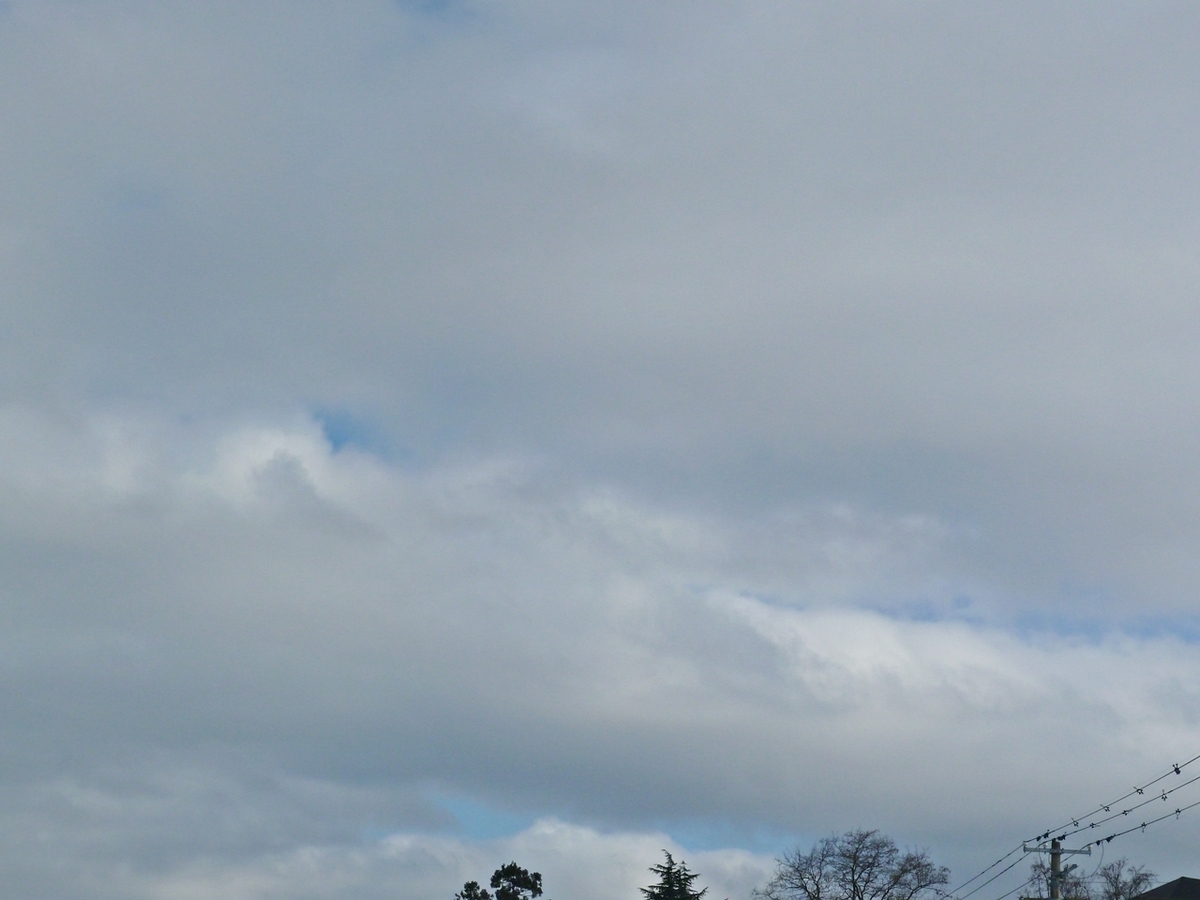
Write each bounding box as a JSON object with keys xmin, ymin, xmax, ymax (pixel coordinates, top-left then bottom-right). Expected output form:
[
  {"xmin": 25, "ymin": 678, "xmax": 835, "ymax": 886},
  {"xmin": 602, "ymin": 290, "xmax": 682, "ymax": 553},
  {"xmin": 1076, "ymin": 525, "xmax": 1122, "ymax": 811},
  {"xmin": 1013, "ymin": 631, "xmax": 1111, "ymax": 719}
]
[
  {"xmin": 1095, "ymin": 860, "xmax": 1155, "ymax": 900},
  {"xmin": 455, "ymin": 862, "xmax": 545, "ymax": 900},
  {"xmin": 642, "ymin": 851, "xmax": 709, "ymax": 900},
  {"xmin": 1027, "ymin": 858, "xmax": 1154, "ymax": 900},
  {"xmin": 756, "ymin": 830, "xmax": 948, "ymax": 900},
  {"xmin": 492, "ymin": 862, "xmax": 544, "ymax": 900},
  {"xmin": 456, "ymin": 882, "xmax": 492, "ymax": 900}
]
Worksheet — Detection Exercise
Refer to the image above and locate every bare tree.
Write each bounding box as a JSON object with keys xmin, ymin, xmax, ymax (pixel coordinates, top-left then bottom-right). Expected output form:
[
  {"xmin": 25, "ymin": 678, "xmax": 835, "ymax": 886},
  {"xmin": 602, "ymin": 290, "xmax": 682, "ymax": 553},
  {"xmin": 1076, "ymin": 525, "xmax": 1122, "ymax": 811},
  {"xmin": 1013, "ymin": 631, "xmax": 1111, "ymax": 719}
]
[
  {"xmin": 1095, "ymin": 861, "xmax": 1155, "ymax": 900},
  {"xmin": 1027, "ymin": 859, "xmax": 1155, "ymax": 900},
  {"xmin": 1029, "ymin": 859, "xmax": 1091, "ymax": 900},
  {"xmin": 756, "ymin": 830, "xmax": 949, "ymax": 900}
]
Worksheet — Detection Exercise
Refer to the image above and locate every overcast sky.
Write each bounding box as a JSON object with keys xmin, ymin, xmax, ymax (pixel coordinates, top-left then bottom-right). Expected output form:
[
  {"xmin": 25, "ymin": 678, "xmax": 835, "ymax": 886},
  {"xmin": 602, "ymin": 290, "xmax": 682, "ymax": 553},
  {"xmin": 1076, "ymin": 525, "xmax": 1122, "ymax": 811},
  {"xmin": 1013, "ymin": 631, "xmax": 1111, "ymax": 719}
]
[{"xmin": 4, "ymin": 2, "xmax": 1200, "ymax": 898}]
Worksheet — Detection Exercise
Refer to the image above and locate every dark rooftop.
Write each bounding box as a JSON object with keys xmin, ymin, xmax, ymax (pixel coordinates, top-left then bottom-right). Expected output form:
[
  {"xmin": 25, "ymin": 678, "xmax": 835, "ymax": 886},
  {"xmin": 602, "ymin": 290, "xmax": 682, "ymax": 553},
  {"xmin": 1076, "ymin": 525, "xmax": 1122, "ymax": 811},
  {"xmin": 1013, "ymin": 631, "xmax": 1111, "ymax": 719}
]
[{"xmin": 1133, "ymin": 878, "xmax": 1200, "ymax": 900}]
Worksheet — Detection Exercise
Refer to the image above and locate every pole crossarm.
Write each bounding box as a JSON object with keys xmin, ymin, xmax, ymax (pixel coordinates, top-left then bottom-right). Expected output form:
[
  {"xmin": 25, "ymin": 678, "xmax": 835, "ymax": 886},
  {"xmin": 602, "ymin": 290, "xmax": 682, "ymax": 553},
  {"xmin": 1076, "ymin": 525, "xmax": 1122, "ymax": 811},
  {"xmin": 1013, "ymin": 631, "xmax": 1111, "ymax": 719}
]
[{"xmin": 1021, "ymin": 844, "xmax": 1091, "ymax": 857}]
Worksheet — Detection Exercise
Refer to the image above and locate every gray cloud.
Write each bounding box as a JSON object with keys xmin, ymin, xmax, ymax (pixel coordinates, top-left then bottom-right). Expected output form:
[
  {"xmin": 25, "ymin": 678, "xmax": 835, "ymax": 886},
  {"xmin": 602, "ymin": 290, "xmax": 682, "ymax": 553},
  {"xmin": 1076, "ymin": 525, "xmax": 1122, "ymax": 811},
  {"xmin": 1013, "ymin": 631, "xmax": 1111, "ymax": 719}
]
[
  {"xmin": 0, "ymin": 410, "xmax": 1198, "ymax": 896},
  {"xmin": 3, "ymin": 2, "xmax": 1200, "ymax": 897},
  {"xmin": 0, "ymin": 1, "xmax": 1195, "ymax": 614}
]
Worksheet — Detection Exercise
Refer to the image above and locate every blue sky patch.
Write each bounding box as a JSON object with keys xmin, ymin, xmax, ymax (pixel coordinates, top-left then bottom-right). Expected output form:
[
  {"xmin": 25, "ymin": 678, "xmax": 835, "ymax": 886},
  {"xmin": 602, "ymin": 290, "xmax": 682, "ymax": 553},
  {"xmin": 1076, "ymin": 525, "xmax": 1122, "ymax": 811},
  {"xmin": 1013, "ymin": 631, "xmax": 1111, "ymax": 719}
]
[
  {"xmin": 313, "ymin": 407, "xmax": 396, "ymax": 458},
  {"xmin": 428, "ymin": 791, "xmax": 538, "ymax": 841}
]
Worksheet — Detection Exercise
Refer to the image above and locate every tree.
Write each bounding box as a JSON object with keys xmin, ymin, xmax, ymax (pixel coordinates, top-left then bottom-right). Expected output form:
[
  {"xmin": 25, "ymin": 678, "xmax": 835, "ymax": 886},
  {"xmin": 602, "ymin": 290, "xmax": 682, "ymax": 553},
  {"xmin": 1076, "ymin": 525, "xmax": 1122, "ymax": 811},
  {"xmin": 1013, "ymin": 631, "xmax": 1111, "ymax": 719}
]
[
  {"xmin": 755, "ymin": 830, "xmax": 949, "ymax": 900},
  {"xmin": 643, "ymin": 851, "xmax": 709, "ymax": 900},
  {"xmin": 456, "ymin": 883, "xmax": 493, "ymax": 900},
  {"xmin": 491, "ymin": 862, "xmax": 544, "ymax": 900},
  {"xmin": 1094, "ymin": 860, "xmax": 1155, "ymax": 900},
  {"xmin": 454, "ymin": 862, "xmax": 545, "ymax": 900},
  {"xmin": 1029, "ymin": 859, "xmax": 1090, "ymax": 900},
  {"xmin": 1027, "ymin": 858, "xmax": 1154, "ymax": 900}
]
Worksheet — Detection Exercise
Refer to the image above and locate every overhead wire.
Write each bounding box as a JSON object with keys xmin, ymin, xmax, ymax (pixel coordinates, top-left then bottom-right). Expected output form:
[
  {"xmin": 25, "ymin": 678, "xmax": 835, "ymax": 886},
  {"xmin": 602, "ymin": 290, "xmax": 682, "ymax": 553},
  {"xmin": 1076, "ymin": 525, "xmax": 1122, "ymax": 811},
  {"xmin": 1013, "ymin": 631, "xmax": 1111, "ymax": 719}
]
[
  {"xmin": 1081, "ymin": 795, "xmax": 1200, "ymax": 849},
  {"xmin": 952, "ymin": 752, "xmax": 1200, "ymax": 900},
  {"xmin": 1082, "ymin": 840, "xmax": 1105, "ymax": 881},
  {"xmin": 1052, "ymin": 772, "xmax": 1200, "ymax": 842},
  {"xmin": 972, "ymin": 844, "xmax": 1106, "ymax": 900},
  {"xmin": 947, "ymin": 846, "xmax": 1025, "ymax": 897},
  {"xmin": 955, "ymin": 853, "xmax": 1029, "ymax": 900},
  {"xmin": 976, "ymin": 800, "xmax": 1200, "ymax": 900},
  {"xmin": 988, "ymin": 874, "xmax": 1038, "ymax": 900},
  {"xmin": 1028, "ymin": 753, "xmax": 1200, "ymax": 844}
]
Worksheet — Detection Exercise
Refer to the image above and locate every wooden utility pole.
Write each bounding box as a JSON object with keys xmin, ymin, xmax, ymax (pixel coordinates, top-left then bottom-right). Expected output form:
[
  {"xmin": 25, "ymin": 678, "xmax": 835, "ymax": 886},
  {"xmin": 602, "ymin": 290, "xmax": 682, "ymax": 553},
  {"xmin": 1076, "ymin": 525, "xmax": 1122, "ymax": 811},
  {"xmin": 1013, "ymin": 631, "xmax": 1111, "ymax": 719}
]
[
  {"xmin": 1050, "ymin": 839, "xmax": 1064, "ymax": 900},
  {"xmin": 1021, "ymin": 838, "xmax": 1091, "ymax": 900}
]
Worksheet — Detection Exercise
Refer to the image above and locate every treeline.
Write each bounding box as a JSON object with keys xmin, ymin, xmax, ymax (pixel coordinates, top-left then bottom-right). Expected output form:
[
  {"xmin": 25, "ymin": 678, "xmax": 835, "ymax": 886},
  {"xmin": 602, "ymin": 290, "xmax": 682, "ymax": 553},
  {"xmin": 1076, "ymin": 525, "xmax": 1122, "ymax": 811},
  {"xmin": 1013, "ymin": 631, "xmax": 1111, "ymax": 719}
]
[{"xmin": 453, "ymin": 829, "xmax": 1156, "ymax": 900}]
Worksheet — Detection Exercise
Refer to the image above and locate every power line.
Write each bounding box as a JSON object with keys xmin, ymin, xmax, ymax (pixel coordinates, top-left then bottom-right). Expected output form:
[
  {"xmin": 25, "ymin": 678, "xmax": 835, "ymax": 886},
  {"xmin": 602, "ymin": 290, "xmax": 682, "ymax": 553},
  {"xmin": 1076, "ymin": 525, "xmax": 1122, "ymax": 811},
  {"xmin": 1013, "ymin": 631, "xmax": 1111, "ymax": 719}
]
[
  {"xmin": 1029, "ymin": 753, "xmax": 1200, "ymax": 844},
  {"xmin": 1082, "ymin": 794, "xmax": 1200, "ymax": 849},
  {"xmin": 948, "ymin": 846, "xmax": 1024, "ymax": 897},
  {"xmin": 983, "ymin": 843, "xmax": 1108, "ymax": 900},
  {"xmin": 1081, "ymin": 840, "xmax": 1106, "ymax": 881},
  {"xmin": 988, "ymin": 874, "xmax": 1037, "ymax": 900},
  {"xmin": 1053, "ymin": 772, "xmax": 1200, "ymax": 842},
  {"xmin": 953, "ymin": 753, "xmax": 1200, "ymax": 900},
  {"xmin": 956, "ymin": 852, "xmax": 1029, "ymax": 900}
]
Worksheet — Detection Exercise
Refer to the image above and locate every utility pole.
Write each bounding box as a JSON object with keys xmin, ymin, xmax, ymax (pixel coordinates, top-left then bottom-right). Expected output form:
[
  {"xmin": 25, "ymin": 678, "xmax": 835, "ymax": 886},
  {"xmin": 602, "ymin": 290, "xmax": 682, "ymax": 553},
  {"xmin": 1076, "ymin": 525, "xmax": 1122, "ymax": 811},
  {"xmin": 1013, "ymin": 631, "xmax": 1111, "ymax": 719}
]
[
  {"xmin": 1050, "ymin": 839, "xmax": 1065, "ymax": 900},
  {"xmin": 1021, "ymin": 838, "xmax": 1091, "ymax": 900}
]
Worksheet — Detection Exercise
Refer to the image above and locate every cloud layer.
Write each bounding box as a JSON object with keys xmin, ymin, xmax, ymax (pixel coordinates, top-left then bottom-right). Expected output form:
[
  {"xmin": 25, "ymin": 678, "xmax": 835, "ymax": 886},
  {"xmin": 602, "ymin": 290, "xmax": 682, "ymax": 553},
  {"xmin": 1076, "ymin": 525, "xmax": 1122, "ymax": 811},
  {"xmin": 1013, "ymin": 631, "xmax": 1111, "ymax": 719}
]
[
  {"xmin": 3, "ymin": 2, "xmax": 1200, "ymax": 897},
  {"xmin": 1, "ymin": 409, "xmax": 1199, "ymax": 897}
]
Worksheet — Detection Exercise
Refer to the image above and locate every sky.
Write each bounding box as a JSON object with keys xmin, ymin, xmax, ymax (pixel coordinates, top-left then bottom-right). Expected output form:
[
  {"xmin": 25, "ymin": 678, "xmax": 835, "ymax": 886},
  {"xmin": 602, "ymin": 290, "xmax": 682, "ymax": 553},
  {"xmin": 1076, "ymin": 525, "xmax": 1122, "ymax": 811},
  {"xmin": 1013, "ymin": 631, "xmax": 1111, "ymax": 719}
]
[{"xmin": 3, "ymin": 2, "xmax": 1200, "ymax": 898}]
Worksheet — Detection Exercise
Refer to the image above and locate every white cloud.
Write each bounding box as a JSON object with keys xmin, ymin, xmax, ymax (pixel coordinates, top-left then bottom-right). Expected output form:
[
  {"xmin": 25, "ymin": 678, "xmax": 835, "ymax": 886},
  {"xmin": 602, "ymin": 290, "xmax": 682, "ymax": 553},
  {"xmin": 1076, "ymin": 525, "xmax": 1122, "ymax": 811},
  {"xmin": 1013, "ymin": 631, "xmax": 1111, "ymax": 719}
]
[
  {"xmin": 98, "ymin": 819, "xmax": 772, "ymax": 900},
  {"xmin": 0, "ymin": 408, "xmax": 1198, "ymax": 895}
]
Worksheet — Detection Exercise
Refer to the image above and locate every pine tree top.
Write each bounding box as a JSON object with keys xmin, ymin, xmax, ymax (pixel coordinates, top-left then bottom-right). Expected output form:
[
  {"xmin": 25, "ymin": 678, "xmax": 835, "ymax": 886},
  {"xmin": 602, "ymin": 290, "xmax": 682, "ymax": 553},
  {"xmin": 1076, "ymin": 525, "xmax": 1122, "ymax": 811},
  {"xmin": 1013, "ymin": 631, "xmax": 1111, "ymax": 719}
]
[{"xmin": 641, "ymin": 851, "xmax": 709, "ymax": 900}]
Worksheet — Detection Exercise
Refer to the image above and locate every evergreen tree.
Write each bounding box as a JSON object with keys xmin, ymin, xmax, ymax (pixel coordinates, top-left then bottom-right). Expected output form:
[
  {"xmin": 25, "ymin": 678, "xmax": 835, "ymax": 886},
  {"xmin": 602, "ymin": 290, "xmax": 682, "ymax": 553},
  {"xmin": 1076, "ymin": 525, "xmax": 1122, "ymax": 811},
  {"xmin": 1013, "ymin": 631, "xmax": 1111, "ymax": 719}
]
[
  {"xmin": 456, "ymin": 882, "xmax": 493, "ymax": 900},
  {"xmin": 491, "ymin": 862, "xmax": 544, "ymax": 900},
  {"xmin": 642, "ymin": 851, "xmax": 709, "ymax": 900},
  {"xmin": 455, "ymin": 862, "xmax": 545, "ymax": 900}
]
